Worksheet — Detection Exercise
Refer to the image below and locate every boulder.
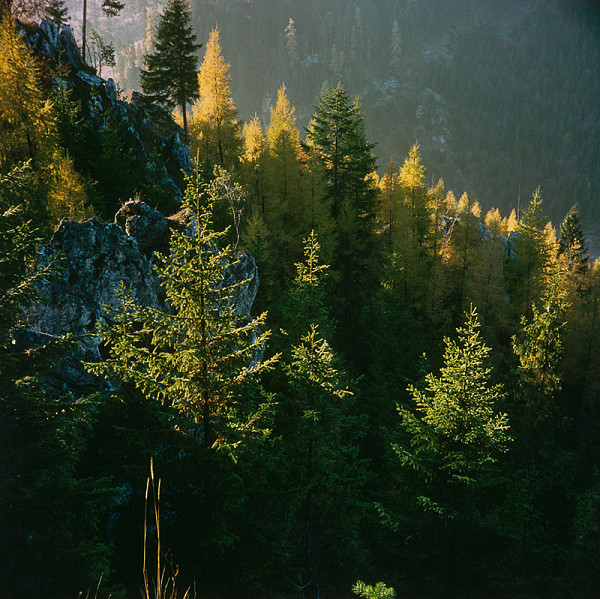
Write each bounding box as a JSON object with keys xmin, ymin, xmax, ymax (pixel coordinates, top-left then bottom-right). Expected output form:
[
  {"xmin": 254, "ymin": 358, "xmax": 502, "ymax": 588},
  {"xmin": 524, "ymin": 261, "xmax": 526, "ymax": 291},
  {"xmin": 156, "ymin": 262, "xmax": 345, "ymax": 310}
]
[
  {"xmin": 25, "ymin": 216, "xmax": 164, "ymax": 341},
  {"xmin": 115, "ymin": 200, "xmax": 169, "ymax": 253},
  {"xmin": 25, "ymin": 205, "xmax": 260, "ymax": 342}
]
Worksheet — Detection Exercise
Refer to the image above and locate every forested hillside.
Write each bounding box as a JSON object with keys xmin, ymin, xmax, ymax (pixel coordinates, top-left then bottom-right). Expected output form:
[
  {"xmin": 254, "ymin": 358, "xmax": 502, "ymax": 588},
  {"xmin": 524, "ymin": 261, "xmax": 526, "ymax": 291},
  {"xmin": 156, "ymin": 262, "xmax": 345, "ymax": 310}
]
[
  {"xmin": 66, "ymin": 0, "xmax": 600, "ymax": 225},
  {"xmin": 2, "ymin": 1, "xmax": 600, "ymax": 598}
]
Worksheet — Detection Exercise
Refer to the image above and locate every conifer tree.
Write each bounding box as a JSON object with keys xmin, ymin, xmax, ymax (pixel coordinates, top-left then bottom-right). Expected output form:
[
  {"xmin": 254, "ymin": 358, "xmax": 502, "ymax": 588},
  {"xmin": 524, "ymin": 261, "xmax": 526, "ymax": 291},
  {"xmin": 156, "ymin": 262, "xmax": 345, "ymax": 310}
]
[
  {"xmin": 506, "ymin": 208, "xmax": 518, "ymax": 234},
  {"xmin": 304, "ymin": 84, "xmax": 378, "ymax": 362},
  {"xmin": 425, "ymin": 178, "xmax": 450, "ymax": 344},
  {"xmin": 240, "ymin": 113, "xmax": 267, "ymax": 218},
  {"xmin": 400, "ymin": 142, "xmax": 428, "ymax": 248},
  {"xmin": 45, "ymin": 0, "xmax": 69, "ymax": 27},
  {"xmin": 89, "ymin": 158, "xmax": 276, "ymax": 450},
  {"xmin": 390, "ymin": 308, "xmax": 511, "ymax": 591},
  {"xmin": 509, "ymin": 278, "xmax": 573, "ymax": 582},
  {"xmin": 467, "ymin": 223, "xmax": 509, "ymax": 343},
  {"xmin": 0, "ymin": 163, "xmax": 56, "ymax": 341},
  {"xmin": 505, "ymin": 189, "xmax": 554, "ymax": 320},
  {"xmin": 101, "ymin": 0, "xmax": 124, "ymax": 18},
  {"xmin": 264, "ymin": 83, "xmax": 304, "ymax": 282},
  {"xmin": 304, "ymin": 83, "xmax": 376, "ymax": 222},
  {"xmin": 484, "ymin": 207, "xmax": 504, "ymax": 236},
  {"xmin": 558, "ymin": 204, "xmax": 588, "ymax": 272},
  {"xmin": 301, "ymin": 151, "xmax": 336, "ymax": 268},
  {"xmin": 280, "ymin": 230, "xmax": 332, "ymax": 348},
  {"xmin": 140, "ymin": 0, "xmax": 200, "ymax": 137},
  {"xmin": 275, "ymin": 239, "xmax": 365, "ymax": 592},
  {"xmin": 278, "ymin": 323, "xmax": 364, "ymax": 592},
  {"xmin": 512, "ymin": 279, "xmax": 567, "ymax": 429},
  {"xmin": 240, "ymin": 210, "xmax": 275, "ymax": 316},
  {"xmin": 377, "ymin": 156, "xmax": 402, "ymax": 244},
  {"xmin": 0, "ymin": 14, "xmax": 57, "ymax": 172},
  {"xmin": 562, "ymin": 260, "xmax": 600, "ymax": 437},
  {"xmin": 0, "ymin": 167, "xmax": 112, "ymax": 596},
  {"xmin": 444, "ymin": 193, "xmax": 483, "ymax": 324},
  {"xmin": 190, "ymin": 27, "xmax": 241, "ymax": 171},
  {"xmin": 354, "ymin": 580, "xmax": 396, "ymax": 599},
  {"xmin": 47, "ymin": 150, "xmax": 91, "ymax": 223}
]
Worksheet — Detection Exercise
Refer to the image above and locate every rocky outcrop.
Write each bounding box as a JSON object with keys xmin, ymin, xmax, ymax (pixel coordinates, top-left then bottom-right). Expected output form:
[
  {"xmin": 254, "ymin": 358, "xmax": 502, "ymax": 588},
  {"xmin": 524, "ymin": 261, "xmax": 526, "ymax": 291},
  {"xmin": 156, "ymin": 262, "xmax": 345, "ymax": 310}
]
[
  {"xmin": 24, "ymin": 203, "xmax": 260, "ymax": 346},
  {"xmin": 26, "ymin": 216, "xmax": 164, "ymax": 342},
  {"xmin": 18, "ymin": 18, "xmax": 191, "ymax": 205},
  {"xmin": 441, "ymin": 214, "xmax": 513, "ymax": 257},
  {"xmin": 115, "ymin": 200, "xmax": 171, "ymax": 254}
]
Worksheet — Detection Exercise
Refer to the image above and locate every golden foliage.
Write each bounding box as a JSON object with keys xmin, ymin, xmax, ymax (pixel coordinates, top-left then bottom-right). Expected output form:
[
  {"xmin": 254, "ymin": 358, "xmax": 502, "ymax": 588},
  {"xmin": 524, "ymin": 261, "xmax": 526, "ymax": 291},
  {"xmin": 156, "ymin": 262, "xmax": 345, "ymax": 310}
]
[
  {"xmin": 47, "ymin": 151, "xmax": 92, "ymax": 224},
  {"xmin": 0, "ymin": 14, "xmax": 57, "ymax": 170}
]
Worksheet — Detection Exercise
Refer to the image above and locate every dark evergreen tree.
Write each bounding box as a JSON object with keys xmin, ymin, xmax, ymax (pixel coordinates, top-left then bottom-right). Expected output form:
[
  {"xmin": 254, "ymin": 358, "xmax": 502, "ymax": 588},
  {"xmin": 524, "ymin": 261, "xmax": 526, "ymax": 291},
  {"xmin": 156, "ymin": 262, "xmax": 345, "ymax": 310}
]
[
  {"xmin": 558, "ymin": 203, "xmax": 588, "ymax": 270},
  {"xmin": 140, "ymin": 0, "xmax": 200, "ymax": 136},
  {"xmin": 101, "ymin": 0, "xmax": 124, "ymax": 17},
  {"xmin": 273, "ymin": 239, "xmax": 366, "ymax": 595},
  {"xmin": 304, "ymin": 83, "xmax": 376, "ymax": 222},
  {"xmin": 0, "ymin": 167, "xmax": 115, "ymax": 598},
  {"xmin": 304, "ymin": 83, "xmax": 378, "ymax": 367},
  {"xmin": 45, "ymin": 0, "xmax": 69, "ymax": 27},
  {"xmin": 508, "ymin": 278, "xmax": 576, "ymax": 587}
]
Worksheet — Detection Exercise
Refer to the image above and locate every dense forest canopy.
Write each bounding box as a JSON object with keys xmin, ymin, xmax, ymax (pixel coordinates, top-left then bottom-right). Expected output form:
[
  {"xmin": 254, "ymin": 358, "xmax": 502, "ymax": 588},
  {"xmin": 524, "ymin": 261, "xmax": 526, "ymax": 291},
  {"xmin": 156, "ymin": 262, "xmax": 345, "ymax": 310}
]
[
  {"xmin": 65, "ymin": 0, "xmax": 600, "ymax": 228},
  {"xmin": 1, "ymin": 0, "xmax": 600, "ymax": 598}
]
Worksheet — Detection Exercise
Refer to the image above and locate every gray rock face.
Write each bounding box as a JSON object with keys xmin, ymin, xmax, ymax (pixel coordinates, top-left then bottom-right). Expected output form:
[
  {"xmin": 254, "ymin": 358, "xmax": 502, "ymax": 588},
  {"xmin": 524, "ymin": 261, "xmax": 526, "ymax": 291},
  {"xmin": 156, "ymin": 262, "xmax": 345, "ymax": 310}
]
[
  {"xmin": 26, "ymin": 217, "xmax": 163, "ymax": 340},
  {"xmin": 115, "ymin": 200, "xmax": 169, "ymax": 253},
  {"xmin": 221, "ymin": 253, "xmax": 260, "ymax": 318},
  {"xmin": 25, "ymin": 20, "xmax": 85, "ymax": 72},
  {"xmin": 26, "ymin": 205, "xmax": 260, "ymax": 342}
]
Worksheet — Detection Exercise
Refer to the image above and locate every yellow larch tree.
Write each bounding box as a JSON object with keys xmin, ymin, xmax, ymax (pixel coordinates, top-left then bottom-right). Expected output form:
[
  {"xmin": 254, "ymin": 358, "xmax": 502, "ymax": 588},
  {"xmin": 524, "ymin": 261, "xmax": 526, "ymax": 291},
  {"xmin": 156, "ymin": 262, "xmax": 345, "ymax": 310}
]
[
  {"xmin": 377, "ymin": 156, "xmax": 403, "ymax": 242},
  {"xmin": 400, "ymin": 142, "xmax": 428, "ymax": 248},
  {"xmin": 190, "ymin": 27, "xmax": 241, "ymax": 173},
  {"xmin": 0, "ymin": 14, "xmax": 57, "ymax": 172},
  {"xmin": 264, "ymin": 83, "xmax": 304, "ymax": 281},
  {"xmin": 47, "ymin": 151, "xmax": 92, "ymax": 224},
  {"xmin": 443, "ymin": 192, "xmax": 484, "ymax": 325},
  {"xmin": 240, "ymin": 113, "xmax": 267, "ymax": 218}
]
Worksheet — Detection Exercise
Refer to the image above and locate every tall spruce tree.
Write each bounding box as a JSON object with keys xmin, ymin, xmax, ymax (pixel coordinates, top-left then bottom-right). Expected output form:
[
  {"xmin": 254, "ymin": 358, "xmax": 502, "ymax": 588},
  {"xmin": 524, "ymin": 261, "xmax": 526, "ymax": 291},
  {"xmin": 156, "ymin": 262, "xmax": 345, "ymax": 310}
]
[
  {"xmin": 304, "ymin": 84, "xmax": 378, "ymax": 364},
  {"xmin": 304, "ymin": 83, "xmax": 376, "ymax": 222},
  {"xmin": 140, "ymin": 0, "xmax": 200, "ymax": 137},
  {"xmin": 88, "ymin": 158, "xmax": 276, "ymax": 450}
]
